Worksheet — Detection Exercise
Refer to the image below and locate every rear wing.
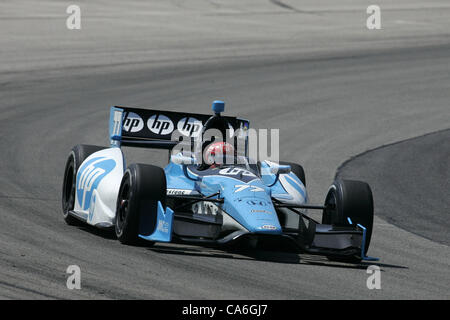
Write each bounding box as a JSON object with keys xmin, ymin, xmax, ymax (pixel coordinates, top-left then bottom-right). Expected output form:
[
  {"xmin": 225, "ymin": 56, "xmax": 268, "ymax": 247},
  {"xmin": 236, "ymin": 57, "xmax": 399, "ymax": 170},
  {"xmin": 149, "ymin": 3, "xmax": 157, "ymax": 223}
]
[{"xmin": 109, "ymin": 106, "xmax": 250, "ymax": 150}]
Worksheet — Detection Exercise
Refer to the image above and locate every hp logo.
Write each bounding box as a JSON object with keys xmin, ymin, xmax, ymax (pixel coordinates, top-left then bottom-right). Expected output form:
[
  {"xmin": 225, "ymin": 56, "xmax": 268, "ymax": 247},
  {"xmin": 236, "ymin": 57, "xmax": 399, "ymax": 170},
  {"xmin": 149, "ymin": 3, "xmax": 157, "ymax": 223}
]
[
  {"xmin": 177, "ymin": 117, "xmax": 202, "ymax": 137},
  {"xmin": 123, "ymin": 112, "xmax": 144, "ymax": 133},
  {"xmin": 147, "ymin": 114, "xmax": 174, "ymax": 135}
]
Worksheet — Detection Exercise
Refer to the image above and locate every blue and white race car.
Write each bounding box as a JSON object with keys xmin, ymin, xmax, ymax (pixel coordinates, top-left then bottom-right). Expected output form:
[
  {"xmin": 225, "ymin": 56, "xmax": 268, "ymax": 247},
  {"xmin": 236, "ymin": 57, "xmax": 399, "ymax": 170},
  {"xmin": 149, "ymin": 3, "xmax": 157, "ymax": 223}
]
[{"xmin": 62, "ymin": 101, "xmax": 377, "ymax": 263}]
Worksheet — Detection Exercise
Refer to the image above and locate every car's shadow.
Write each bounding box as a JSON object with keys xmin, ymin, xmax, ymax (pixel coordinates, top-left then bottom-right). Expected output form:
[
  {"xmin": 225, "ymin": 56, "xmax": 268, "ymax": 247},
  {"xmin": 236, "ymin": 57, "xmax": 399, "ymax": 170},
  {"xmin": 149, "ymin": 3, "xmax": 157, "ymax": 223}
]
[
  {"xmin": 75, "ymin": 224, "xmax": 117, "ymax": 240},
  {"xmin": 73, "ymin": 223, "xmax": 408, "ymax": 271},
  {"xmin": 148, "ymin": 243, "xmax": 408, "ymax": 271}
]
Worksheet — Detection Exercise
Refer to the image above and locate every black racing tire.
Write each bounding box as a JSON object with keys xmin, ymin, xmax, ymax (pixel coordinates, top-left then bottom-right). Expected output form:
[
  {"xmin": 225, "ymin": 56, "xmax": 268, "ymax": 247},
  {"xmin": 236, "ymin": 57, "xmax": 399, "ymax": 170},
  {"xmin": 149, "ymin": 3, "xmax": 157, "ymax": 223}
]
[
  {"xmin": 322, "ymin": 179, "xmax": 374, "ymax": 263},
  {"xmin": 115, "ymin": 163, "xmax": 166, "ymax": 245},
  {"xmin": 279, "ymin": 161, "xmax": 306, "ymax": 186},
  {"xmin": 62, "ymin": 144, "xmax": 106, "ymax": 225}
]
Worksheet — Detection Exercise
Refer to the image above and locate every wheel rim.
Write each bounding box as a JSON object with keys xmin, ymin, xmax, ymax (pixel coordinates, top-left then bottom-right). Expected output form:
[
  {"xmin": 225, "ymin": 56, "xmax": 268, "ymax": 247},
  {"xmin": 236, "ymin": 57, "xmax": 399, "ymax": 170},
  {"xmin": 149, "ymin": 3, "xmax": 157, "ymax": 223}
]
[{"xmin": 116, "ymin": 178, "xmax": 130, "ymax": 234}]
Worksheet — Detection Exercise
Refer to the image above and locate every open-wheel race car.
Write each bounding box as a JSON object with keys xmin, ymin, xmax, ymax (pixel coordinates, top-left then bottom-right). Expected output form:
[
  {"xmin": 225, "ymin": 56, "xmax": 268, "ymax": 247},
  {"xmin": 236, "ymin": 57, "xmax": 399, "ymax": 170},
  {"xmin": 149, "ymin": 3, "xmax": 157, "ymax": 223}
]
[{"xmin": 62, "ymin": 100, "xmax": 378, "ymax": 263}]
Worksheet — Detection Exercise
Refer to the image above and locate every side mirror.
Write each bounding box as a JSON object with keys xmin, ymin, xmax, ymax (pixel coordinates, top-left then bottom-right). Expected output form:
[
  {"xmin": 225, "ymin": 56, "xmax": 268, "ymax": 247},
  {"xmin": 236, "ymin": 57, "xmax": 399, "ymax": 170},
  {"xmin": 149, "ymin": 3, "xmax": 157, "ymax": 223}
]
[
  {"xmin": 171, "ymin": 154, "xmax": 194, "ymax": 165},
  {"xmin": 270, "ymin": 164, "xmax": 291, "ymax": 175},
  {"xmin": 171, "ymin": 154, "xmax": 200, "ymax": 181},
  {"xmin": 260, "ymin": 162, "xmax": 291, "ymax": 187}
]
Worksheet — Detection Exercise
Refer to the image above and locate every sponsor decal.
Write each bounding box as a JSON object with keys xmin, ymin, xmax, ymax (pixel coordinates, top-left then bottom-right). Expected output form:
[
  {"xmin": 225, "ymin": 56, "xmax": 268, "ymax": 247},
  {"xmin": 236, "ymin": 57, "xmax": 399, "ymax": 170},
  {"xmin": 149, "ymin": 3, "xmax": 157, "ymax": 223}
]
[
  {"xmin": 246, "ymin": 200, "xmax": 270, "ymax": 206},
  {"xmin": 111, "ymin": 109, "xmax": 122, "ymax": 138},
  {"xmin": 122, "ymin": 112, "xmax": 144, "ymax": 132},
  {"xmin": 77, "ymin": 157, "xmax": 116, "ymax": 210},
  {"xmin": 260, "ymin": 224, "xmax": 277, "ymax": 230},
  {"xmin": 192, "ymin": 201, "xmax": 219, "ymax": 215},
  {"xmin": 177, "ymin": 117, "xmax": 203, "ymax": 137},
  {"xmin": 251, "ymin": 209, "xmax": 273, "ymax": 214},
  {"xmin": 157, "ymin": 219, "xmax": 169, "ymax": 233},
  {"xmin": 147, "ymin": 114, "xmax": 174, "ymax": 135},
  {"xmin": 167, "ymin": 189, "xmax": 197, "ymax": 195}
]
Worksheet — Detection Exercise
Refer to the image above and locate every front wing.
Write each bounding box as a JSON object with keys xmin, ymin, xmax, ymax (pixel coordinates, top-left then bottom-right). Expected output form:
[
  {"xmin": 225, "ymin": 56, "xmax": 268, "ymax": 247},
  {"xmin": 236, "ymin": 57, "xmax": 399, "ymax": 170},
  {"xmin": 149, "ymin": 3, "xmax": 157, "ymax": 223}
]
[{"xmin": 136, "ymin": 196, "xmax": 375, "ymax": 262}]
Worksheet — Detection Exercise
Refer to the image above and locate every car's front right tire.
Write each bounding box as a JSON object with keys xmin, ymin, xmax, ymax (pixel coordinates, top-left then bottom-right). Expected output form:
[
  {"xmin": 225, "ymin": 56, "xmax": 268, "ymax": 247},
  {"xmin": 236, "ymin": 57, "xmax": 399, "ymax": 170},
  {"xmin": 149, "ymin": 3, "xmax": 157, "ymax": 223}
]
[
  {"xmin": 115, "ymin": 163, "xmax": 166, "ymax": 245},
  {"xmin": 322, "ymin": 178, "xmax": 374, "ymax": 263}
]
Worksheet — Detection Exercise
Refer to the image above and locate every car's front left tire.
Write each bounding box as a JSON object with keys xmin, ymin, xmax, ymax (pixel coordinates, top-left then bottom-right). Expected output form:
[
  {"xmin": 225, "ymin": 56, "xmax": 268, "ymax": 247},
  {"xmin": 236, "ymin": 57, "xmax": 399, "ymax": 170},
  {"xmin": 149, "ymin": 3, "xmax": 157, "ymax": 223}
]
[{"xmin": 62, "ymin": 144, "xmax": 105, "ymax": 225}]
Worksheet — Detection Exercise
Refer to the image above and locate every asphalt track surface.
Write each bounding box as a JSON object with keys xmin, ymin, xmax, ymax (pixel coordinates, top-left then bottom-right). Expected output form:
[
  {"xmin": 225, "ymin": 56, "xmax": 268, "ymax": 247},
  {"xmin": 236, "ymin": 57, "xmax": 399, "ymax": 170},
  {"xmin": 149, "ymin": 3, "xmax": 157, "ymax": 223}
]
[
  {"xmin": 338, "ymin": 129, "xmax": 450, "ymax": 247},
  {"xmin": 0, "ymin": 1, "xmax": 449, "ymax": 299}
]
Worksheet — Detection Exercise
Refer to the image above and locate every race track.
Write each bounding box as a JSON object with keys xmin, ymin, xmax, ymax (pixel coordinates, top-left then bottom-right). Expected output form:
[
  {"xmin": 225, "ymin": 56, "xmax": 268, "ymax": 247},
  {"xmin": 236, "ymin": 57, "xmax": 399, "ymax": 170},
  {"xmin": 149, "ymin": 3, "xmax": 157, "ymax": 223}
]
[
  {"xmin": 338, "ymin": 129, "xmax": 450, "ymax": 247},
  {"xmin": 0, "ymin": 0, "xmax": 449, "ymax": 299}
]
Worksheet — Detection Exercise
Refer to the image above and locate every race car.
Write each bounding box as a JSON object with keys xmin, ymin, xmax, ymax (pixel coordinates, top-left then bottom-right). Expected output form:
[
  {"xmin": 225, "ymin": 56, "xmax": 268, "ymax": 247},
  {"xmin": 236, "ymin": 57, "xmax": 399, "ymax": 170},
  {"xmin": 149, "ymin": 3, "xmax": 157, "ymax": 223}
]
[{"xmin": 62, "ymin": 100, "xmax": 378, "ymax": 263}]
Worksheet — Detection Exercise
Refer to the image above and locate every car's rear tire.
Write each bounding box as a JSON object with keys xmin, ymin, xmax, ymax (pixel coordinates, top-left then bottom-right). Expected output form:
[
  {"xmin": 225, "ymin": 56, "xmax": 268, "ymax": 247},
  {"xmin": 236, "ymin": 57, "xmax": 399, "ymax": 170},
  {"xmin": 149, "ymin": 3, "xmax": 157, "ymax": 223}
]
[
  {"xmin": 322, "ymin": 179, "xmax": 374, "ymax": 263},
  {"xmin": 62, "ymin": 144, "xmax": 105, "ymax": 225},
  {"xmin": 279, "ymin": 161, "xmax": 306, "ymax": 186},
  {"xmin": 115, "ymin": 163, "xmax": 166, "ymax": 245}
]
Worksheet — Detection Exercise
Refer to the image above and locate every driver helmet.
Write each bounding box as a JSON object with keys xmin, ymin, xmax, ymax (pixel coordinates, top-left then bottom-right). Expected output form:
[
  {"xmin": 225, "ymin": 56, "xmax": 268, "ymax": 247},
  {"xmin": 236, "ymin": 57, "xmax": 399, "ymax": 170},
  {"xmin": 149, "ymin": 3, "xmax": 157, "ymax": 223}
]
[{"xmin": 203, "ymin": 142, "xmax": 235, "ymax": 168}]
